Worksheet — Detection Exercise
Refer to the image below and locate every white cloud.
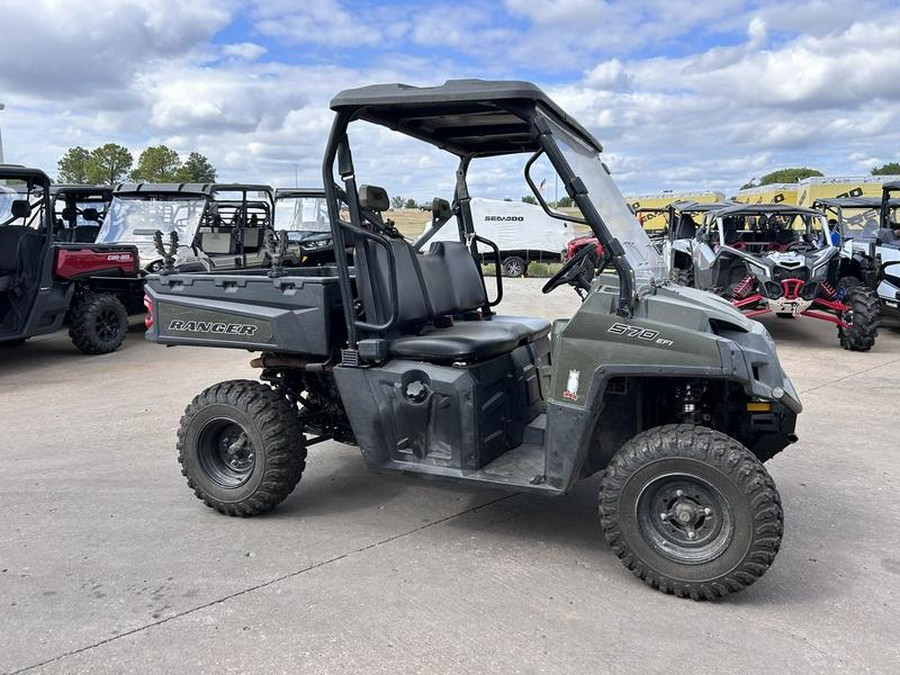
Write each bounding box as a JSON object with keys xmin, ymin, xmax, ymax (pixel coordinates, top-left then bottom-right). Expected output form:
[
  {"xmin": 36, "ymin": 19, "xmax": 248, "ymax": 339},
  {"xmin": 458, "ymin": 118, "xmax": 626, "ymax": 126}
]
[
  {"xmin": 2, "ymin": 0, "xmax": 900, "ymax": 198},
  {"xmin": 252, "ymin": 0, "xmax": 383, "ymax": 47},
  {"xmin": 222, "ymin": 42, "xmax": 268, "ymax": 60}
]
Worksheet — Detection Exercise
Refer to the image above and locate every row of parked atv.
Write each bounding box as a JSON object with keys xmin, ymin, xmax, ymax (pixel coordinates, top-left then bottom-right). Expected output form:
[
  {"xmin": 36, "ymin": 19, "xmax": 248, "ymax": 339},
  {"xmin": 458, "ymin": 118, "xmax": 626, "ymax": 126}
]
[
  {"xmin": 0, "ymin": 168, "xmax": 331, "ymax": 353},
  {"xmin": 656, "ymin": 188, "xmax": 900, "ymax": 351}
]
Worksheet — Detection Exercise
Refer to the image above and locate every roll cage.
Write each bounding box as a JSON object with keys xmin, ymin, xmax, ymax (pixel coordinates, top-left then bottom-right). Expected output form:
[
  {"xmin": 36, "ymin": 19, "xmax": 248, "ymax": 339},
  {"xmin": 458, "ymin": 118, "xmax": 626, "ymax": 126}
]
[
  {"xmin": 700, "ymin": 203, "xmax": 833, "ymax": 253},
  {"xmin": 322, "ymin": 79, "xmax": 644, "ymax": 348}
]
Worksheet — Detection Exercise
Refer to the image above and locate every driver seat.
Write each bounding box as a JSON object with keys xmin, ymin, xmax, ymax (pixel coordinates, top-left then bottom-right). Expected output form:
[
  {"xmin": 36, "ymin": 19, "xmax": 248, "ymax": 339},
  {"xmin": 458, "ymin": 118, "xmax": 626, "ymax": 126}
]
[{"xmin": 359, "ymin": 238, "xmax": 549, "ymax": 362}]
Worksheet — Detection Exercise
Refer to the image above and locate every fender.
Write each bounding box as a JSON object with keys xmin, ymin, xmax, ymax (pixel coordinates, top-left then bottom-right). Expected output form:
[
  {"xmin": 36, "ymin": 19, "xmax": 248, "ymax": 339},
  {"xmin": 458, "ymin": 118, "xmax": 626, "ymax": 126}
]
[{"xmin": 544, "ymin": 362, "xmax": 736, "ymax": 492}]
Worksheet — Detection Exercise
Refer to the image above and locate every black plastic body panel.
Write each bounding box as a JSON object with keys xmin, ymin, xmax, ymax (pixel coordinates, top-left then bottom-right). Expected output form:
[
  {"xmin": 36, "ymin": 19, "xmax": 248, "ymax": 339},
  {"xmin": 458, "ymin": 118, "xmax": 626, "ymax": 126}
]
[{"xmin": 333, "ymin": 340, "xmax": 548, "ymax": 474}]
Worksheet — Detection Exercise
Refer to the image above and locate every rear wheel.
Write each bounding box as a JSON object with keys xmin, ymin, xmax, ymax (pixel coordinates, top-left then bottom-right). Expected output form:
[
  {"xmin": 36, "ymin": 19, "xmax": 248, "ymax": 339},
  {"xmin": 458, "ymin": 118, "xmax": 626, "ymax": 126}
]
[
  {"xmin": 598, "ymin": 424, "xmax": 783, "ymax": 600},
  {"xmin": 838, "ymin": 286, "xmax": 879, "ymax": 351},
  {"xmin": 501, "ymin": 256, "xmax": 527, "ymax": 278},
  {"xmin": 68, "ymin": 292, "xmax": 128, "ymax": 354},
  {"xmin": 177, "ymin": 380, "xmax": 306, "ymax": 516}
]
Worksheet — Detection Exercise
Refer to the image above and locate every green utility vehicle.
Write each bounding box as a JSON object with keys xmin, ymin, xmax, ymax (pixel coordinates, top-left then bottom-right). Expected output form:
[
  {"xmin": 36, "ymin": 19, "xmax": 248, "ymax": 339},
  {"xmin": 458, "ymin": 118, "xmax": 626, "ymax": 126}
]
[{"xmin": 145, "ymin": 80, "xmax": 801, "ymax": 599}]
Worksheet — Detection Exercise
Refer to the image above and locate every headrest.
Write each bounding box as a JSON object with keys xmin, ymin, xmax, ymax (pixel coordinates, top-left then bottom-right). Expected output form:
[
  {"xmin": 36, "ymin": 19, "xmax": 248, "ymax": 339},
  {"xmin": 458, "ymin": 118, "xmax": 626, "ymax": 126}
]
[{"xmin": 10, "ymin": 199, "xmax": 31, "ymax": 219}]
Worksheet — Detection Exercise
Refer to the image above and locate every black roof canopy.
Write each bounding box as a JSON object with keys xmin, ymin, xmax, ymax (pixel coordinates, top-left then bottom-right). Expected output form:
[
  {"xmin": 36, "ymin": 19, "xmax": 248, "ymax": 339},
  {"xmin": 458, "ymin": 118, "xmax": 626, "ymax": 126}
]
[
  {"xmin": 811, "ymin": 197, "xmax": 886, "ymax": 209},
  {"xmin": 51, "ymin": 185, "xmax": 113, "ymax": 199},
  {"xmin": 114, "ymin": 182, "xmax": 214, "ymax": 197},
  {"xmin": 882, "ymin": 180, "xmax": 900, "ymax": 193},
  {"xmin": 711, "ymin": 203, "xmax": 825, "ymax": 219},
  {"xmin": 0, "ymin": 164, "xmax": 51, "ymax": 186},
  {"xmin": 275, "ymin": 188, "xmax": 326, "ymax": 199},
  {"xmin": 330, "ymin": 79, "xmax": 603, "ymax": 157},
  {"xmin": 668, "ymin": 200, "xmax": 736, "ymax": 212}
]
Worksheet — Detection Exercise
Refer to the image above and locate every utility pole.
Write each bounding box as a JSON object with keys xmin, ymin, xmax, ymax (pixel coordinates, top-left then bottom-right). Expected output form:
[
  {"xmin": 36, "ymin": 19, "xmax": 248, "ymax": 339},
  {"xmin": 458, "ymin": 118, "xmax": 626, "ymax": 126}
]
[{"xmin": 0, "ymin": 102, "xmax": 5, "ymax": 164}]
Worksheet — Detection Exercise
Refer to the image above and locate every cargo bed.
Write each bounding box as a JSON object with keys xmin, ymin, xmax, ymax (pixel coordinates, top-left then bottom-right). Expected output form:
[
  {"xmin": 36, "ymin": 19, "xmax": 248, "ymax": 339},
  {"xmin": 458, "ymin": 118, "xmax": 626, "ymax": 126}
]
[{"xmin": 144, "ymin": 266, "xmax": 347, "ymax": 355}]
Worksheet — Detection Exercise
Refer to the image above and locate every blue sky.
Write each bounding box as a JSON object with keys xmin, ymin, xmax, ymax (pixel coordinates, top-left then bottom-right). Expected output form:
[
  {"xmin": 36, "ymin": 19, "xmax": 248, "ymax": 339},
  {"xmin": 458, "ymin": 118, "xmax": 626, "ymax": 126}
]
[{"xmin": 2, "ymin": 0, "xmax": 900, "ymax": 201}]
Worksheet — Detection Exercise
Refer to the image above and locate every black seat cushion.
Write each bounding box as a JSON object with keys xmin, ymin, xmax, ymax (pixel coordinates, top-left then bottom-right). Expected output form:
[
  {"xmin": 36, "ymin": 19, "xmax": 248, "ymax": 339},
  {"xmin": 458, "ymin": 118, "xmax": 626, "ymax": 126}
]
[
  {"xmin": 0, "ymin": 275, "xmax": 12, "ymax": 292},
  {"xmin": 485, "ymin": 314, "xmax": 551, "ymax": 341},
  {"xmin": 389, "ymin": 322, "xmax": 531, "ymax": 361}
]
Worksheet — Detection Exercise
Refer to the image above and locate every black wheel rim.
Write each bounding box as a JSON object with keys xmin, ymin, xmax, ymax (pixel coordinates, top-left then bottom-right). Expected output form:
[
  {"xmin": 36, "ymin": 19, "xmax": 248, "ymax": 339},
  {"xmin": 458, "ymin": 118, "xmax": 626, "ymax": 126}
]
[
  {"xmin": 95, "ymin": 308, "xmax": 122, "ymax": 342},
  {"xmin": 636, "ymin": 473, "xmax": 734, "ymax": 564},
  {"xmin": 197, "ymin": 418, "xmax": 257, "ymax": 488}
]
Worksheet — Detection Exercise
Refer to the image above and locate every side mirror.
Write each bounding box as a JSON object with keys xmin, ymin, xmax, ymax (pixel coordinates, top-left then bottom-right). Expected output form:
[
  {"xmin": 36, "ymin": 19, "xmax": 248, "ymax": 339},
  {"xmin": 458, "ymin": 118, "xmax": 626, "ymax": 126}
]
[
  {"xmin": 358, "ymin": 184, "xmax": 389, "ymax": 212},
  {"xmin": 82, "ymin": 207, "xmax": 100, "ymax": 222},
  {"xmin": 431, "ymin": 198, "xmax": 452, "ymax": 223},
  {"xmin": 61, "ymin": 206, "xmax": 77, "ymax": 223}
]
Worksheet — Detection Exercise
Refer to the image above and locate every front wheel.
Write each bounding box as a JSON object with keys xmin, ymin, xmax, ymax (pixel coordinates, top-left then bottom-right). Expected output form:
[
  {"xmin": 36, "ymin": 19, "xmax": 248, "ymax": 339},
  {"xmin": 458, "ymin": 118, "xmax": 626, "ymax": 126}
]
[
  {"xmin": 838, "ymin": 286, "xmax": 879, "ymax": 351},
  {"xmin": 598, "ymin": 424, "xmax": 783, "ymax": 600},
  {"xmin": 177, "ymin": 380, "xmax": 307, "ymax": 516},
  {"xmin": 670, "ymin": 266, "xmax": 694, "ymax": 287}
]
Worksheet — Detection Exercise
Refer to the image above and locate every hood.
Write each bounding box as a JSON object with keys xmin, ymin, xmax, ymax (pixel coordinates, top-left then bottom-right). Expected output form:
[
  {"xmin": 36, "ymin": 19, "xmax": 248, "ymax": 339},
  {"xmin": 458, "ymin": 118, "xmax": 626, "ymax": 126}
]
[{"xmin": 647, "ymin": 283, "xmax": 756, "ymax": 333}]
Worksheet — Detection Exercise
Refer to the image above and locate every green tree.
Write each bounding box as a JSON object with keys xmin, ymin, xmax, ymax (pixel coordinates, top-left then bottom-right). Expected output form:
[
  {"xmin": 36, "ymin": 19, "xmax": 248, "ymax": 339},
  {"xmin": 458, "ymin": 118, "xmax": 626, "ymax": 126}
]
[
  {"xmin": 57, "ymin": 146, "xmax": 91, "ymax": 184},
  {"xmin": 743, "ymin": 167, "xmax": 823, "ymax": 189},
  {"xmin": 404, "ymin": 198, "xmax": 417, "ymax": 209},
  {"xmin": 871, "ymin": 162, "xmax": 900, "ymax": 176},
  {"xmin": 391, "ymin": 195, "xmax": 405, "ymax": 209},
  {"xmin": 556, "ymin": 196, "xmax": 574, "ymax": 208},
  {"xmin": 521, "ymin": 195, "xmax": 537, "ymax": 204},
  {"xmin": 177, "ymin": 152, "xmax": 217, "ymax": 182},
  {"xmin": 503, "ymin": 197, "xmax": 513, "ymax": 202},
  {"xmin": 131, "ymin": 145, "xmax": 182, "ymax": 183},
  {"xmin": 86, "ymin": 143, "xmax": 133, "ymax": 186}
]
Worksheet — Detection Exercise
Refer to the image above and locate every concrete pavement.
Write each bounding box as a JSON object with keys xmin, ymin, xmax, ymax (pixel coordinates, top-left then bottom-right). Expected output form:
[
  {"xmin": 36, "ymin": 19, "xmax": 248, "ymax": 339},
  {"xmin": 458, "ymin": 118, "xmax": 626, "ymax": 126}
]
[{"xmin": 2, "ymin": 279, "xmax": 899, "ymax": 674}]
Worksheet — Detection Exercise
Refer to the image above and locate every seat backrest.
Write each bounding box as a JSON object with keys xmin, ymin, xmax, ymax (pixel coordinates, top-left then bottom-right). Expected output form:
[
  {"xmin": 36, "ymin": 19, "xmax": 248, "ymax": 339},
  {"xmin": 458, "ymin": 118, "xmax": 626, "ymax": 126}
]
[
  {"xmin": 200, "ymin": 231, "xmax": 233, "ymax": 254},
  {"xmin": 426, "ymin": 241, "xmax": 487, "ymax": 313},
  {"xmin": 72, "ymin": 225, "xmax": 100, "ymax": 243},
  {"xmin": 243, "ymin": 228, "xmax": 261, "ymax": 249},
  {"xmin": 360, "ymin": 238, "xmax": 431, "ymax": 330},
  {"xmin": 0, "ymin": 226, "xmax": 42, "ymax": 273},
  {"xmin": 676, "ymin": 215, "xmax": 697, "ymax": 240},
  {"xmin": 876, "ymin": 228, "xmax": 897, "ymax": 244},
  {"xmin": 355, "ymin": 237, "xmax": 490, "ymax": 333}
]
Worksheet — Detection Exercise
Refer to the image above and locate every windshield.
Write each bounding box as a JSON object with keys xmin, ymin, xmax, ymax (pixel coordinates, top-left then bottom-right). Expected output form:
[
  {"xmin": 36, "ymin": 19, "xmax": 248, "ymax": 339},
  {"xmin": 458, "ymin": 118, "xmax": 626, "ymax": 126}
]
[
  {"xmin": 1, "ymin": 185, "xmax": 44, "ymax": 230},
  {"xmin": 0, "ymin": 189, "xmax": 17, "ymax": 224},
  {"xmin": 274, "ymin": 196, "xmax": 331, "ymax": 235},
  {"xmin": 714, "ymin": 212, "xmax": 832, "ymax": 250},
  {"xmin": 542, "ymin": 112, "xmax": 666, "ymax": 287},
  {"xmin": 96, "ymin": 196, "xmax": 207, "ymax": 245},
  {"xmin": 821, "ymin": 206, "xmax": 881, "ymax": 239}
]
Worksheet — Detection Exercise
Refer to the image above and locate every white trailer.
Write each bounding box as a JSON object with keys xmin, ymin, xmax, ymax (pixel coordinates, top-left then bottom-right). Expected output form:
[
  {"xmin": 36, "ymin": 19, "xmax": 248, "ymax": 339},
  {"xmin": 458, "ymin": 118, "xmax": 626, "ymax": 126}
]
[{"xmin": 418, "ymin": 197, "xmax": 576, "ymax": 276}]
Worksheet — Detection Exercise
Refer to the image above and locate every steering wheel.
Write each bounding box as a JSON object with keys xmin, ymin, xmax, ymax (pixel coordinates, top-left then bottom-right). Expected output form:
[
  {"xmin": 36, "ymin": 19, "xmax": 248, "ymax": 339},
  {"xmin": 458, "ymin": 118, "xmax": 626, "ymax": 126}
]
[{"xmin": 542, "ymin": 244, "xmax": 600, "ymax": 294}]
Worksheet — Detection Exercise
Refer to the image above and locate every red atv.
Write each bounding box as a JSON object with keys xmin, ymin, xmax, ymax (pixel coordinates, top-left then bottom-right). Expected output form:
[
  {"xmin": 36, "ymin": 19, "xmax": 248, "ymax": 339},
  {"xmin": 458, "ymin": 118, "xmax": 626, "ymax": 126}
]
[{"xmin": 1, "ymin": 165, "xmax": 141, "ymax": 354}]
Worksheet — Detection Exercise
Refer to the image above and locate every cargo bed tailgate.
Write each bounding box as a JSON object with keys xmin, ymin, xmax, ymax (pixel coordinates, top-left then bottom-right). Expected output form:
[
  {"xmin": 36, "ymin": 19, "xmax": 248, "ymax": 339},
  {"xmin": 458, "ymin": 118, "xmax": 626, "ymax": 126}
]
[{"xmin": 144, "ymin": 269, "xmax": 343, "ymax": 355}]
